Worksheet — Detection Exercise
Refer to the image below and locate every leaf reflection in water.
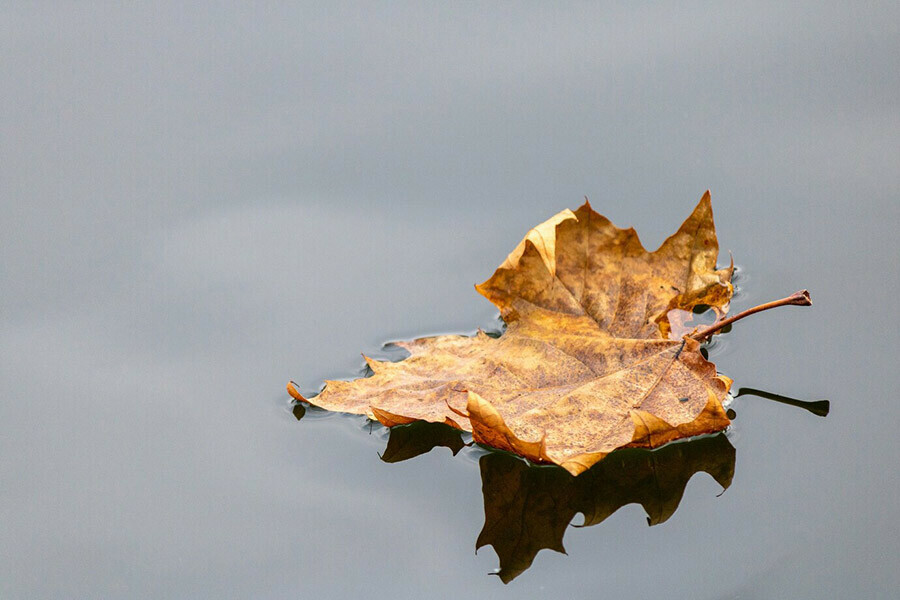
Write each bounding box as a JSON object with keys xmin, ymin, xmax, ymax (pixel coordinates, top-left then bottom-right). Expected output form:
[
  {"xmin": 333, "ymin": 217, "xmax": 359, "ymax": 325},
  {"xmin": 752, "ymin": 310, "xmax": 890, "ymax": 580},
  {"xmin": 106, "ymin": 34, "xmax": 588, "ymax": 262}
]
[
  {"xmin": 475, "ymin": 434, "xmax": 735, "ymax": 582},
  {"xmin": 289, "ymin": 380, "xmax": 830, "ymax": 582},
  {"xmin": 735, "ymin": 387, "xmax": 830, "ymax": 417},
  {"xmin": 379, "ymin": 421, "xmax": 466, "ymax": 463},
  {"xmin": 374, "ymin": 421, "xmax": 734, "ymax": 583}
]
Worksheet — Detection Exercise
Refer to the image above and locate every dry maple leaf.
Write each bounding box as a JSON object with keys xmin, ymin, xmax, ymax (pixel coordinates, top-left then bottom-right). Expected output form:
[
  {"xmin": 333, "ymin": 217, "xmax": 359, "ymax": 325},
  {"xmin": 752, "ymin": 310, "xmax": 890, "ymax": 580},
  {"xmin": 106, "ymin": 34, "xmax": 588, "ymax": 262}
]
[{"xmin": 289, "ymin": 192, "xmax": 808, "ymax": 475}]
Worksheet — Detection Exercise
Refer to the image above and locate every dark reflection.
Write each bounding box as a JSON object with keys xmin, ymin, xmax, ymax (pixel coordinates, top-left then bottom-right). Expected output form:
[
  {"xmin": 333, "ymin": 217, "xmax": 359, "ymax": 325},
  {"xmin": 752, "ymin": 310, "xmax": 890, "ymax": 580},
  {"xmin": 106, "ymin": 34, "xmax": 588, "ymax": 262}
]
[
  {"xmin": 476, "ymin": 435, "xmax": 736, "ymax": 583},
  {"xmin": 296, "ymin": 379, "xmax": 827, "ymax": 583},
  {"xmin": 332, "ymin": 411, "xmax": 737, "ymax": 583},
  {"xmin": 379, "ymin": 421, "xmax": 466, "ymax": 463},
  {"xmin": 736, "ymin": 387, "xmax": 830, "ymax": 417},
  {"xmin": 292, "ymin": 402, "xmax": 306, "ymax": 421}
]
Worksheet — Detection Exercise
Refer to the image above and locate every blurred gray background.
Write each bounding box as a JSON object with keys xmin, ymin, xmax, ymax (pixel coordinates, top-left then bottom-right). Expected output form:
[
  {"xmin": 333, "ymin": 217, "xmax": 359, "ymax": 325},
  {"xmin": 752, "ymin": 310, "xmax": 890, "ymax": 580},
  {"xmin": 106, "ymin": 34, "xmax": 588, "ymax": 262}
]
[{"xmin": 2, "ymin": 3, "xmax": 899, "ymax": 598}]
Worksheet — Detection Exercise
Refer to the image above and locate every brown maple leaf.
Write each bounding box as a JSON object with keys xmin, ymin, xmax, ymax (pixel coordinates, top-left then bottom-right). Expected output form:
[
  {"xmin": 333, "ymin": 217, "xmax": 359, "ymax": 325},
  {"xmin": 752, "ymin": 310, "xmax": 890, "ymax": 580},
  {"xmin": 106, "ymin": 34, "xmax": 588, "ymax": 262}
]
[{"xmin": 289, "ymin": 192, "xmax": 807, "ymax": 475}]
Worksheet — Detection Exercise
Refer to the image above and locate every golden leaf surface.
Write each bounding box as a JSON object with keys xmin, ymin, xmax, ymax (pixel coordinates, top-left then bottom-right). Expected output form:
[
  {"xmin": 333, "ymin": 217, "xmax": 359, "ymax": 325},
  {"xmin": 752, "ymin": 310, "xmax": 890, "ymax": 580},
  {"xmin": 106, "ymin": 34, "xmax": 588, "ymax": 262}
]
[{"xmin": 294, "ymin": 192, "xmax": 735, "ymax": 475}]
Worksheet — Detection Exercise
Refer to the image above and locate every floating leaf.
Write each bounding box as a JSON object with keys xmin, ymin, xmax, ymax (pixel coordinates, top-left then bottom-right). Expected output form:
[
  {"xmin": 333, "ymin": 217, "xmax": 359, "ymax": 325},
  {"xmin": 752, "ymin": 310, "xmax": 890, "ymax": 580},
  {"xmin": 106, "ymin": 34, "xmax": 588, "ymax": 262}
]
[{"xmin": 290, "ymin": 193, "xmax": 807, "ymax": 474}]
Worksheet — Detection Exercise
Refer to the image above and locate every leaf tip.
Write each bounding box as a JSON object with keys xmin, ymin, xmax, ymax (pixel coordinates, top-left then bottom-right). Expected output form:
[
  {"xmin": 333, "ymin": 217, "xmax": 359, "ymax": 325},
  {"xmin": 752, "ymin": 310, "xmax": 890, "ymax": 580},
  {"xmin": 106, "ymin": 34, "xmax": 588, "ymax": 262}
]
[
  {"xmin": 362, "ymin": 354, "xmax": 383, "ymax": 371},
  {"xmin": 370, "ymin": 405, "xmax": 417, "ymax": 427},
  {"xmin": 286, "ymin": 381, "xmax": 306, "ymax": 402}
]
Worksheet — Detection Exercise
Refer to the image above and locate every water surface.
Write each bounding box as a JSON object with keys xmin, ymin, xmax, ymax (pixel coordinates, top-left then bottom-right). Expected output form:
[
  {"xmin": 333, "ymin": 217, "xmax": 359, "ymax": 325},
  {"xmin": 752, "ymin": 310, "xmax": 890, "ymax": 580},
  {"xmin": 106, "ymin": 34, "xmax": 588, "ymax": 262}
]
[{"xmin": 2, "ymin": 3, "xmax": 899, "ymax": 598}]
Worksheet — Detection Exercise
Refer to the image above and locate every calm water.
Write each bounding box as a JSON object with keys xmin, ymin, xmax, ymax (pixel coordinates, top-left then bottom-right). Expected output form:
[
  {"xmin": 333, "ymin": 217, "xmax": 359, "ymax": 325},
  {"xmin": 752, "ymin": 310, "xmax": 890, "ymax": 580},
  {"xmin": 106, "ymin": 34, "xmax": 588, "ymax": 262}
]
[{"xmin": 3, "ymin": 3, "xmax": 899, "ymax": 598}]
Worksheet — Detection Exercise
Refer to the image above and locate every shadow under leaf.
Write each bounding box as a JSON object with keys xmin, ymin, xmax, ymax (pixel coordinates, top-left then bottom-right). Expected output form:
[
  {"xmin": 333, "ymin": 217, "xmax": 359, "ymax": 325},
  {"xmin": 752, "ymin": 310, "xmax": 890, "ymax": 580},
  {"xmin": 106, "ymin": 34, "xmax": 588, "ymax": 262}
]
[
  {"xmin": 379, "ymin": 421, "xmax": 466, "ymax": 463},
  {"xmin": 476, "ymin": 434, "xmax": 736, "ymax": 583}
]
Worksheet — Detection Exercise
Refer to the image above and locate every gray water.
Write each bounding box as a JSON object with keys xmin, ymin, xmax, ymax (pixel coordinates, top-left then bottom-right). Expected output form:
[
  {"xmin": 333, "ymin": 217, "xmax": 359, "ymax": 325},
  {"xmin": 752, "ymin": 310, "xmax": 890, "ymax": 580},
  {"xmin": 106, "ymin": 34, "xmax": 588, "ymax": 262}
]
[{"xmin": 2, "ymin": 3, "xmax": 899, "ymax": 598}]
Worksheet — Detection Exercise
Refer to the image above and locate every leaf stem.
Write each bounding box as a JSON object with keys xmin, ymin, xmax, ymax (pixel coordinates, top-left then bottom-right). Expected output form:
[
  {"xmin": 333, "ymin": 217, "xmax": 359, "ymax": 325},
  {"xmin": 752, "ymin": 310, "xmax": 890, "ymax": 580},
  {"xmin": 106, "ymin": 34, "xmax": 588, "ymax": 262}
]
[{"xmin": 689, "ymin": 290, "xmax": 812, "ymax": 341}]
